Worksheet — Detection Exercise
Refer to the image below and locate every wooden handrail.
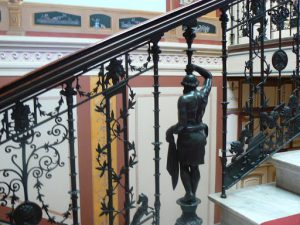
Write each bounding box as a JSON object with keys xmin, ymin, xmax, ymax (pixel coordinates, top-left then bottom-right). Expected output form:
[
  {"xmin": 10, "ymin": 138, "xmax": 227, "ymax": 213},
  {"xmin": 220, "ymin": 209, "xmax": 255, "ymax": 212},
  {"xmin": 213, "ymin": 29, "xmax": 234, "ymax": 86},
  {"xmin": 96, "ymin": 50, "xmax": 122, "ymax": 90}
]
[{"xmin": 0, "ymin": 0, "xmax": 234, "ymax": 109}]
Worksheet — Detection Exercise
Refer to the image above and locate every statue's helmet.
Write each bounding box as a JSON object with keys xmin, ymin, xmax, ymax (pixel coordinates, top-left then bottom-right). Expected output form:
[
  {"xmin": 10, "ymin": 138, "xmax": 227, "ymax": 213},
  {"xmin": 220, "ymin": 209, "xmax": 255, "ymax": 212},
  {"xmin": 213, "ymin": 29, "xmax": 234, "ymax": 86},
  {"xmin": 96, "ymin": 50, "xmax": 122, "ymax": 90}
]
[{"xmin": 181, "ymin": 74, "xmax": 199, "ymax": 87}]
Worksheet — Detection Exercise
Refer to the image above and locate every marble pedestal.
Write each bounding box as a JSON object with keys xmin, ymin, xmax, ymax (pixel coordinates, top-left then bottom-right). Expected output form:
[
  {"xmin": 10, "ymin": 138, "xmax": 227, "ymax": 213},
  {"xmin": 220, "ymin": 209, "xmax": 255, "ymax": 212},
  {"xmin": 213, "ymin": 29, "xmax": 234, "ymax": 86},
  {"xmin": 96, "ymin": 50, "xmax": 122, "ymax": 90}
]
[{"xmin": 175, "ymin": 198, "xmax": 202, "ymax": 225}]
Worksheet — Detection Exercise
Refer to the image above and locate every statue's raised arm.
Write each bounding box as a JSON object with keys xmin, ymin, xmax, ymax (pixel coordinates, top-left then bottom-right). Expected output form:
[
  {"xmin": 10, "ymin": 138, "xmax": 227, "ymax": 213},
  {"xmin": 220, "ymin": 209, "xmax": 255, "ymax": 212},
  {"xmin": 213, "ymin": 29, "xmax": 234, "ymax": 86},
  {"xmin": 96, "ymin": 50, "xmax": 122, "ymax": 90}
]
[{"xmin": 193, "ymin": 64, "xmax": 212, "ymax": 99}]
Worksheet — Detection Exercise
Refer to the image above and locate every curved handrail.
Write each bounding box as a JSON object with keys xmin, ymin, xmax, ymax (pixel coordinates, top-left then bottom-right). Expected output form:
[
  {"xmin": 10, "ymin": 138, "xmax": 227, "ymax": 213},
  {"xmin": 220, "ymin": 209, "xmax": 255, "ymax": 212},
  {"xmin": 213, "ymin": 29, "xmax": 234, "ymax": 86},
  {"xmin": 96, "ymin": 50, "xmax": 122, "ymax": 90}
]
[{"xmin": 0, "ymin": 0, "xmax": 233, "ymax": 109}]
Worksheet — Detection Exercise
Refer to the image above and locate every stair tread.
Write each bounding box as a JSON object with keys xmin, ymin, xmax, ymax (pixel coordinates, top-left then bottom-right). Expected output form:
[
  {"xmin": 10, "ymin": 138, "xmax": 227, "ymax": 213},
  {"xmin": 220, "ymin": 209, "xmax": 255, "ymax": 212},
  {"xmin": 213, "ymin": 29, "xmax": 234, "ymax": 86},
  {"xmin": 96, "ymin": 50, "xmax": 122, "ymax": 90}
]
[
  {"xmin": 271, "ymin": 150, "xmax": 300, "ymax": 168},
  {"xmin": 209, "ymin": 183, "xmax": 300, "ymax": 224}
]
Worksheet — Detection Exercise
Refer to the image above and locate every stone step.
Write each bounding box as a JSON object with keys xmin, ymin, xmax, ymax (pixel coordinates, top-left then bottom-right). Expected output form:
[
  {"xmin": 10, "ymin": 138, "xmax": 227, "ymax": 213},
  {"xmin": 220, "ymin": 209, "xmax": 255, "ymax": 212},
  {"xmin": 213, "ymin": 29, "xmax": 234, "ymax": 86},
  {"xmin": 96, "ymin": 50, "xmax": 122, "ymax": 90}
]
[
  {"xmin": 271, "ymin": 150, "xmax": 300, "ymax": 195},
  {"xmin": 209, "ymin": 183, "xmax": 300, "ymax": 225},
  {"xmin": 0, "ymin": 221, "xmax": 9, "ymax": 225}
]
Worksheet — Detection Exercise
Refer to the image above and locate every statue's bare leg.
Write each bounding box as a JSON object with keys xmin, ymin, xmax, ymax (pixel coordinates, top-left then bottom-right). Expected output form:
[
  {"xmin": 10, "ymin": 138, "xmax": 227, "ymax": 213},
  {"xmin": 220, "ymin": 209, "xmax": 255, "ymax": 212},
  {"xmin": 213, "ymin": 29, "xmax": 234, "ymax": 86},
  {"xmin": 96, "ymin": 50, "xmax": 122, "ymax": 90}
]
[
  {"xmin": 180, "ymin": 164, "xmax": 194, "ymax": 202},
  {"xmin": 190, "ymin": 165, "xmax": 200, "ymax": 195}
]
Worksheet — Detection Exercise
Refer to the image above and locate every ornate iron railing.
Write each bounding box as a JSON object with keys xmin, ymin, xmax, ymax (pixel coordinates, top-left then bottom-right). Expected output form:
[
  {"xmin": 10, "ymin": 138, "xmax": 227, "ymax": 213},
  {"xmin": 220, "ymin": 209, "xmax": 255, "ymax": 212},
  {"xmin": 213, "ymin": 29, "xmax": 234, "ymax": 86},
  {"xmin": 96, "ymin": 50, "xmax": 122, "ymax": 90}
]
[
  {"xmin": 228, "ymin": 0, "xmax": 299, "ymax": 45},
  {"xmin": 0, "ymin": 0, "xmax": 236, "ymax": 224},
  {"xmin": 221, "ymin": 0, "xmax": 300, "ymax": 196},
  {"xmin": 0, "ymin": 0, "xmax": 299, "ymax": 224}
]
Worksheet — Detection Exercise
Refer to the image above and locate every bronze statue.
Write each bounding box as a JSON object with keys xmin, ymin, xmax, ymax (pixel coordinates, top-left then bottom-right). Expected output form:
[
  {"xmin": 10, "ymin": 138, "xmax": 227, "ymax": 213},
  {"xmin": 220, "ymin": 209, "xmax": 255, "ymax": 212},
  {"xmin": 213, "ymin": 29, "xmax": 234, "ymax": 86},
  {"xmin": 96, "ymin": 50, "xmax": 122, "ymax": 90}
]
[{"xmin": 166, "ymin": 64, "xmax": 212, "ymax": 204}]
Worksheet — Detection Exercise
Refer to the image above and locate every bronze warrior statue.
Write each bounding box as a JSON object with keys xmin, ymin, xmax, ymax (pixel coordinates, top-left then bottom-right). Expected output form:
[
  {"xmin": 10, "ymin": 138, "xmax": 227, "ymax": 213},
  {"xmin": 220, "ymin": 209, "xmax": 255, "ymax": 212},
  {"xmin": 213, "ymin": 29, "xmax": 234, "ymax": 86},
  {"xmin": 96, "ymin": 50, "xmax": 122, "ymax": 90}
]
[{"xmin": 166, "ymin": 64, "xmax": 212, "ymax": 204}]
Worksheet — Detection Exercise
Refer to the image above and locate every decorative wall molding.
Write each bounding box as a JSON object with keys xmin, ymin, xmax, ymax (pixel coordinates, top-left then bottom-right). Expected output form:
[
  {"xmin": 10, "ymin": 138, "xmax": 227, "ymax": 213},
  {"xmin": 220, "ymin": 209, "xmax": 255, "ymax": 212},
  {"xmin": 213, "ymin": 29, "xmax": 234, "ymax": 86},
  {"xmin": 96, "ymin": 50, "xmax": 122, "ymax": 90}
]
[
  {"xmin": 0, "ymin": 36, "xmax": 222, "ymax": 76},
  {"xmin": 127, "ymin": 53, "xmax": 221, "ymax": 74},
  {"xmin": 0, "ymin": 50, "xmax": 68, "ymax": 62}
]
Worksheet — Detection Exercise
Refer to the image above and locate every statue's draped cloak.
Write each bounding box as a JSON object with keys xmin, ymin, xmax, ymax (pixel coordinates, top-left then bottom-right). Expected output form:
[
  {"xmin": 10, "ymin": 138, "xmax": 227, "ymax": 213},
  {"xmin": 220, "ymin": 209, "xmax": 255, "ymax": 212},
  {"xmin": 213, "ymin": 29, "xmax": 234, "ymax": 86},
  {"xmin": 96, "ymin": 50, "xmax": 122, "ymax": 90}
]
[{"xmin": 166, "ymin": 140, "xmax": 179, "ymax": 190}]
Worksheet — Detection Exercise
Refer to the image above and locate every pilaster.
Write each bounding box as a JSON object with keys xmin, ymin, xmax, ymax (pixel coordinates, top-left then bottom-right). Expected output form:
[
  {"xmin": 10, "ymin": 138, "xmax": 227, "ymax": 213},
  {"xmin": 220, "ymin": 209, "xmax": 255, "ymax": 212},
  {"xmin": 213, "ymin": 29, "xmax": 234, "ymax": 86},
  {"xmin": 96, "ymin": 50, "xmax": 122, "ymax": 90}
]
[{"xmin": 7, "ymin": 0, "xmax": 24, "ymax": 35}]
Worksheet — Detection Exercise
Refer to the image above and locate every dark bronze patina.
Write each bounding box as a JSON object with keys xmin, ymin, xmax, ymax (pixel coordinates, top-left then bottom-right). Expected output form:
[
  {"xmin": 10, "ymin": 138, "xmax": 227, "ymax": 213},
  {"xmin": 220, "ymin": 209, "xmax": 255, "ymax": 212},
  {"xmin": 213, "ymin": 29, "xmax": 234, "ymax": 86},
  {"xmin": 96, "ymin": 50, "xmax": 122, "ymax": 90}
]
[
  {"xmin": 13, "ymin": 202, "xmax": 42, "ymax": 225},
  {"xmin": 166, "ymin": 65, "xmax": 212, "ymax": 204},
  {"xmin": 272, "ymin": 49, "xmax": 288, "ymax": 71}
]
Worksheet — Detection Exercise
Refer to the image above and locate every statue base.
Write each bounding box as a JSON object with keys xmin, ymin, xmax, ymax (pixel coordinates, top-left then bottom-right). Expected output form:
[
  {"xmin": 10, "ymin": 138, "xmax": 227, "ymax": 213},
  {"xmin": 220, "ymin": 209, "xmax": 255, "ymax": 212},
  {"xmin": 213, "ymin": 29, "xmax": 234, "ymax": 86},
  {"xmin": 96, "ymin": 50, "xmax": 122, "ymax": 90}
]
[{"xmin": 175, "ymin": 197, "xmax": 202, "ymax": 225}]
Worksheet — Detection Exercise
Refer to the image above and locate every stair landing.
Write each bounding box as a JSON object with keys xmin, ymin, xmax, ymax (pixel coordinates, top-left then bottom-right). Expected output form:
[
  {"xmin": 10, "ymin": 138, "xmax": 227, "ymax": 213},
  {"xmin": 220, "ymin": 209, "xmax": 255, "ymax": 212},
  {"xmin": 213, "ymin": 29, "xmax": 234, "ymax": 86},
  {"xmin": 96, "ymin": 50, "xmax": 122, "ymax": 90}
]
[
  {"xmin": 209, "ymin": 183, "xmax": 300, "ymax": 225},
  {"xmin": 271, "ymin": 150, "xmax": 300, "ymax": 195}
]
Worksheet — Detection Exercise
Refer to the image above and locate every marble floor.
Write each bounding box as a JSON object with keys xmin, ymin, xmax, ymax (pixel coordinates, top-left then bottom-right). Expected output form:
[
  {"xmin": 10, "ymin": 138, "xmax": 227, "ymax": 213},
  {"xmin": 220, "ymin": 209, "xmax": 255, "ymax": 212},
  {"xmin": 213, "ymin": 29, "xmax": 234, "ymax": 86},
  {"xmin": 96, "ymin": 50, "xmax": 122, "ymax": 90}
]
[{"xmin": 209, "ymin": 183, "xmax": 300, "ymax": 225}]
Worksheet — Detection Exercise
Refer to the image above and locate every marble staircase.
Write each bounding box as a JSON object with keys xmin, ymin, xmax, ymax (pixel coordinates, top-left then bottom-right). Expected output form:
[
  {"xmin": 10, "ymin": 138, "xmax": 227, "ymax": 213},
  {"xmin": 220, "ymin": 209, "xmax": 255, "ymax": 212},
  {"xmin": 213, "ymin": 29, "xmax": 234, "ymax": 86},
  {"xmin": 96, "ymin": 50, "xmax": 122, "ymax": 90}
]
[
  {"xmin": 209, "ymin": 150, "xmax": 300, "ymax": 225},
  {"xmin": 271, "ymin": 150, "xmax": 300, "ymax": 196},
  {"xmin": 0, "ymin": 221, "xmax": 9, "ymax": 225}
]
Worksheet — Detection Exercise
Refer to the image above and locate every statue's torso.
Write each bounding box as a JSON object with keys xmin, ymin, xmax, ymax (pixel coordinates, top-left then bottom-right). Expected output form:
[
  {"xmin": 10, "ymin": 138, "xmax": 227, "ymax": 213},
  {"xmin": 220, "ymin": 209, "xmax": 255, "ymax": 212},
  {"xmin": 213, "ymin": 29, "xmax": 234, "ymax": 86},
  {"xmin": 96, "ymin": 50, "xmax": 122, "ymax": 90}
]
[
  {"xmin": 178, "ymin": 90, "xmax": 208, "ymax": 128},
  {"xmin": 177, "ymin": 89, "xmax": 208, "ymax": 165}
]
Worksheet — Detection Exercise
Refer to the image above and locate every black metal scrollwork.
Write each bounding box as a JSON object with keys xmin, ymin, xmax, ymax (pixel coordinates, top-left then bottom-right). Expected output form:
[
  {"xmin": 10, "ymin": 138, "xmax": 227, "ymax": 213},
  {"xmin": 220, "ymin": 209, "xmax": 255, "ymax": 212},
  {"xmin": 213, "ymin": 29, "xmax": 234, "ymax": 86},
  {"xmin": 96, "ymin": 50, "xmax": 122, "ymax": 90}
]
[
  {"xmin": 0, "ymin": 89, "xmax": 77, "ymax": 224},
  {"xmin": 36, "ymin": 95, "xmax": 65, "ymax": 118},
  {"xmin": 95, "ymin": 58, "xmax": 140, "ymax": 224},
  {"xmin": 243, "ymin": 0, "xmax": 272, "ymax": 136},
  {"xmin": 223, "ymin": 0, "xmax": 300, "ymax": 191},
  {"xmin": 10, "ymin": 102, "xmax": 35, "ymax": 142},
  {"xmin": 251, "ymin": 0, "xmax": 265, "ymax": 17},
  {"xmin": 269, "ymin": 0, "xmax": 291, "ymax": 30},
  {"xmin": 128, "ymin": 44, "xmax": 152, "ymax": 73}
]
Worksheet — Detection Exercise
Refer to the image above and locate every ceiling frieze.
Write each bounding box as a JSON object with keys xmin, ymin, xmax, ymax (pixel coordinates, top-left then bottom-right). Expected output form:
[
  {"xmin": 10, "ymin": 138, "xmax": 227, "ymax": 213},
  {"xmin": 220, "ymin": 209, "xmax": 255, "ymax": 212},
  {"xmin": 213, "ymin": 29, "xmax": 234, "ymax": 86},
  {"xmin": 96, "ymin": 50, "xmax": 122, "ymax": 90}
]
[{"xmin": 0, "ymin": 36, "xmax": 222, "ymax": 76}]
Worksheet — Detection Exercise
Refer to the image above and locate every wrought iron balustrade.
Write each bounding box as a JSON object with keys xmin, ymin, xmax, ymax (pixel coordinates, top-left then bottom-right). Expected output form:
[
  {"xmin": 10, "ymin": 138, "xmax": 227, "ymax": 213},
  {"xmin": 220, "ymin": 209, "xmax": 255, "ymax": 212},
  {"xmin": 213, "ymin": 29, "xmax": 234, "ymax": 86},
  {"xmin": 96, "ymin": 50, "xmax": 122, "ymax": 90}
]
[
  {"xmin": 0, "ymin": 0, "xmax": 299, "ymax": 224},
  {"xmin": 221, "ymin": 0, "xmax": 300, "ymax": 197},
  {"xmin": 0, "ymin": 0, "xmax": 236, "ymax": 224},
  {"xmin": 228, "ymin": 0, "xmax": 299, "ymax": 45}
]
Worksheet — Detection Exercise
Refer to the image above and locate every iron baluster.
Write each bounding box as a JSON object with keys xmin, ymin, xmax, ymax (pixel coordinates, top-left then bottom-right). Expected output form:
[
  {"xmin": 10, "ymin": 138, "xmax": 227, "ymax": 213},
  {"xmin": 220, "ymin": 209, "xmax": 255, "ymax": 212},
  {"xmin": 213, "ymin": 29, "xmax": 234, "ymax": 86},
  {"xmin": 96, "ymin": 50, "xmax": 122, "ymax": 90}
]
[
  {"xmin": 123, "ymin": 54, "xmax": 130, "ymax": 225},
  {"xmin": 296, "ymin": 0, "xmax": 300, "ymax": 94},
  {"xmin": 248, "ymin": 0, "xmax": 254, "ymax": 136},
  {"xmin": 33, "ymin": 97, "xmax": 38, "ymax": 126},
  {"xmin": 100, "ymin": 64, "xmax": 106, "ymax": 92},
  {"xmin": 277, "ymin": 4, "xmax": 283, "ymax": 105},
  {"xmin": 270, "ymin": 0, "xmax": 273, "ymax": 39},
  {"xmin": 4, "ymin": 110, "xmax": 9, "ymax": 141},
  {"xmin": 290, "ymin": 2, "xmax": 292, "ymax": 36},
  {"xmin": 220, "ymin": 8, "xmax": 229, "ymax": 199},
  {"xmin": 151, "ymin": 37, "xmax": 161, "ymax": 225},
  {"xmin": 260, "ymin": 0, "xmax": 266, "ymax": 131},
  {"xmin": 105, "ymin": 94, "xmax": 114, "ymax": 225},
  {"xmin": 11, "ymin": 101, "xmax": 33, "ymax": 202},
  {"xmin": 183, "ymin": 19, "xmax": 197, "ymax": 74},
  {"xmin": 237, "ymin": 1, "xmax": 240, "ymax": 44},
  {"xmin": 61, "ymin": 80, "xmax": 80, "ymax": 225},
  {"xmin": 241, "ymin": 0, "xmax": 246, "ymax": 39},
  {"xmin": 125, "ymin": 53, "xmax": 129, "ymax": 80},
  {"xmin": 21, "ymin": 139, "xmax": 29, "ymax": 202},
  {"xmin": 269, "ymin": 0, "xmax": 291, "ymax": 143},
  {"xmin": 230, "ymin": 7, "xmax": 235, "ymax": 45},
  {"xmin": 278, "ymin": 9, "xmax": 283, "ymax": 142}
]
